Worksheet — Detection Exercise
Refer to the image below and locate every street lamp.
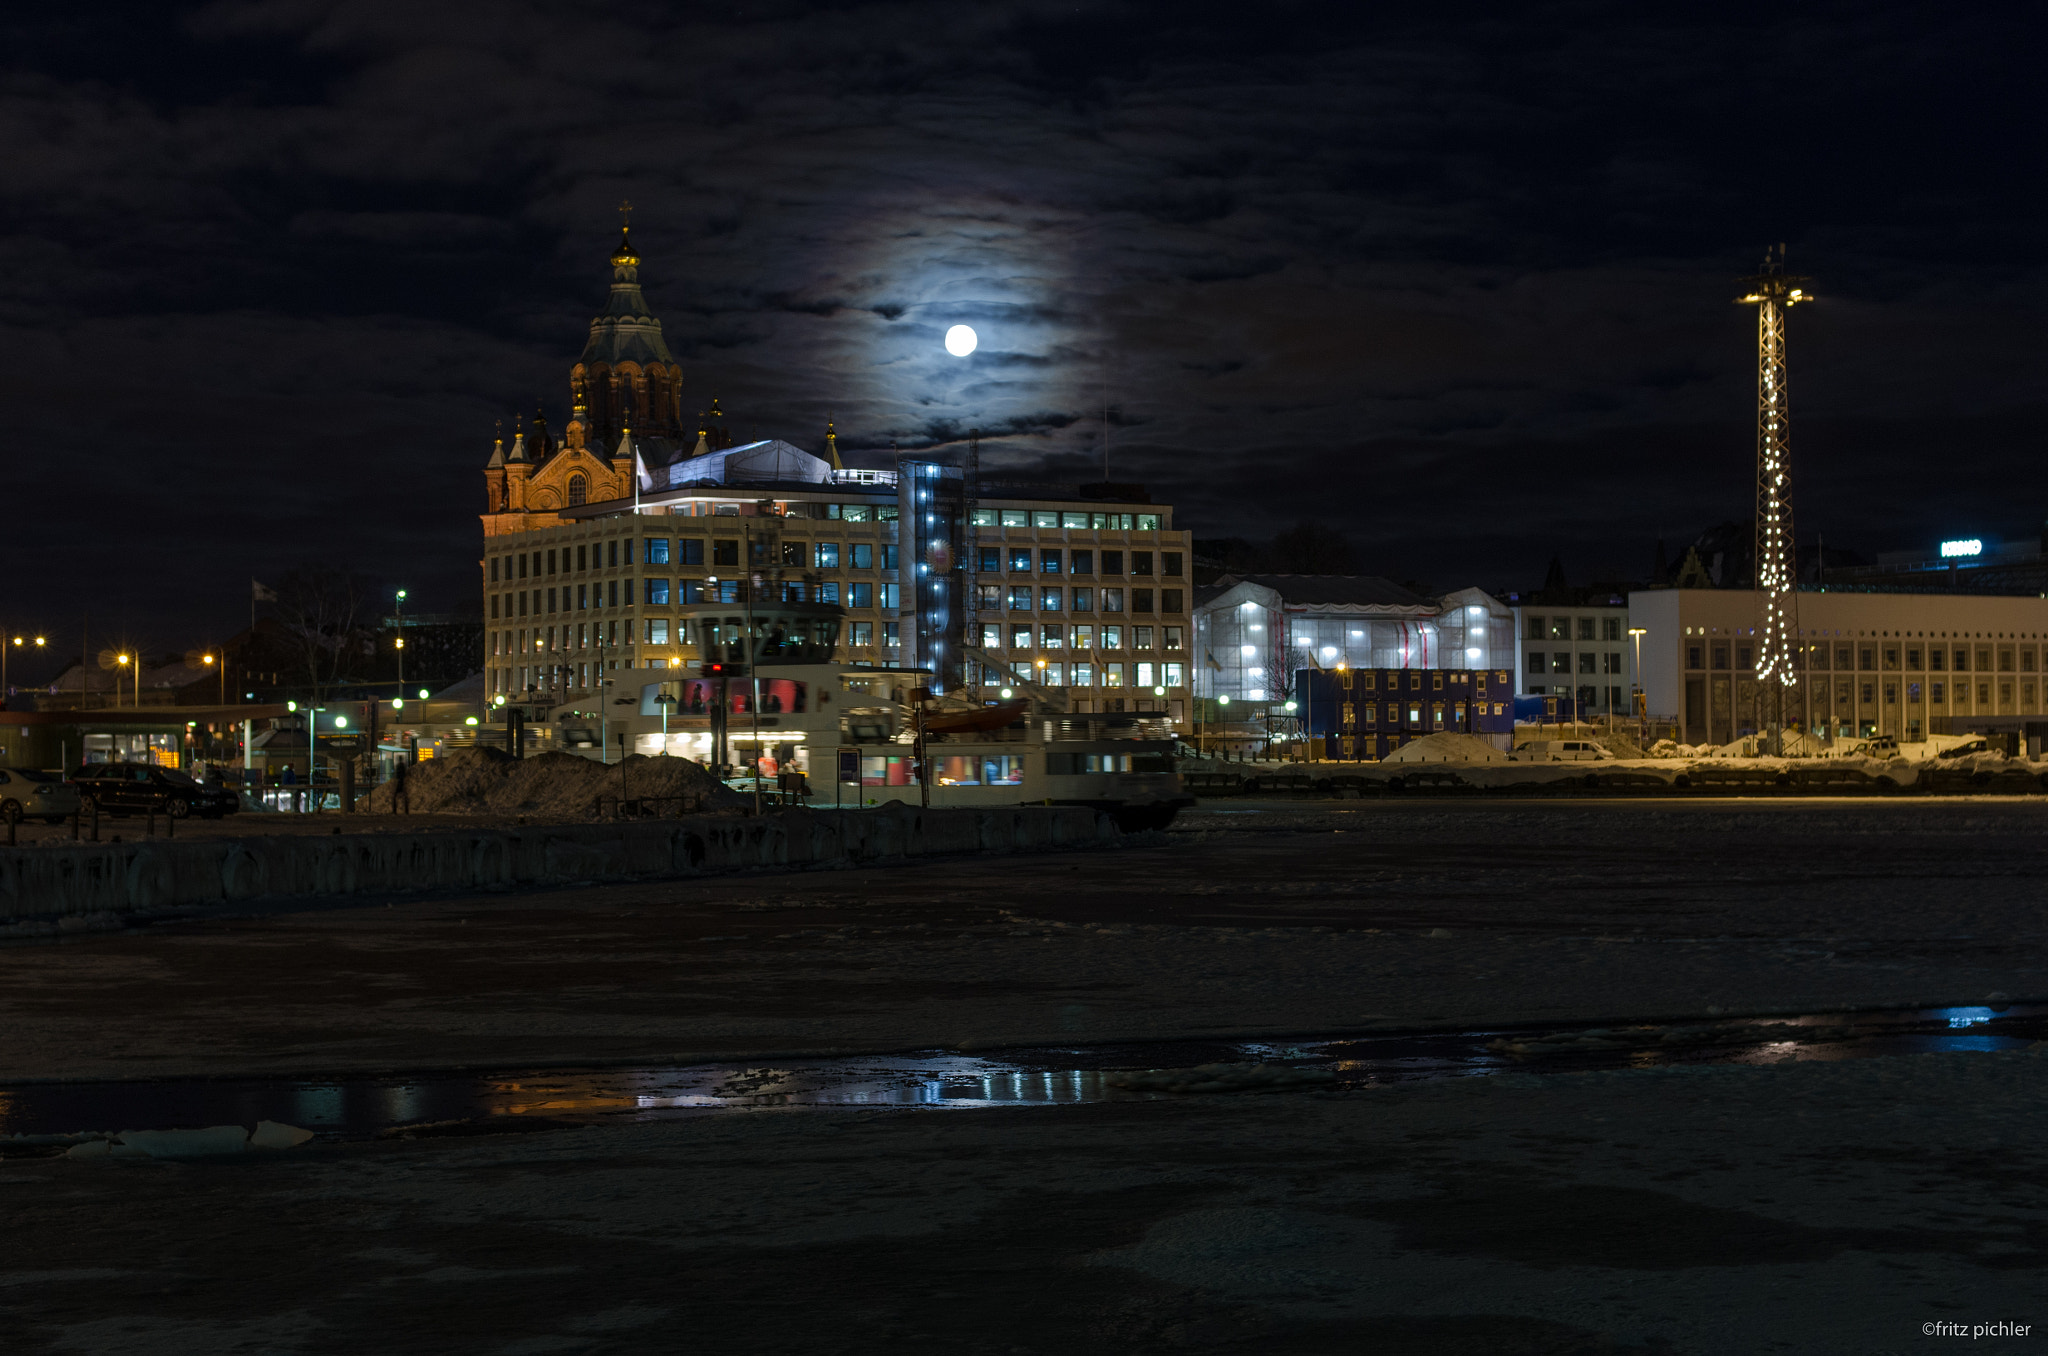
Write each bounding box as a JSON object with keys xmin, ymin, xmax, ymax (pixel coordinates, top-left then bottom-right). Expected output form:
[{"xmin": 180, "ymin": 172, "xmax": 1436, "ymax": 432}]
[
  {"xmin": 5, "ymin": 634, "xmax": 46, "ymax": 697},
  {"xmin": 116, "ymin": 652, "xmax": 132, "ymax": 709},
  {"xmin": 394, "ymin": 589, "xmax": 408, "ymax": 698},
  {"xmin": 1628, "ymin": 627, "xmax": 1647, "ymax": 746}
]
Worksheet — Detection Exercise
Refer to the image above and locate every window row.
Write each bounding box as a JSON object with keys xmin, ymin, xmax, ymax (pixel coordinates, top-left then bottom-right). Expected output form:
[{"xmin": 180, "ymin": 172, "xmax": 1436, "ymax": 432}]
[
  {"xmin": 489, "ymin": 531, "xmax": 1180, "ymax": 583},
  {"xmin": 975, "ymin": 661, "xmax": 1187, "ymax": 688},
  {"xmin": 1334, "ymin": 701, "xmax": 1509, "ymax": 727},
  {"xmin": 1527, "ymin": 650, "xmax": 1625, "ymax": 675},
  {"xmin": 493, "ymin": 581, "xmax": 634, "ymax": 617},
  {"xmin": 490, "ymin": 539, "xmax": 633, "ymax": 583},
  {"xmin": 495, "ymin": 578, "xmax": 912, "ymax": 617},
  {"xmin": 1525, "ymin": 615, "xmax": 1625, "ymax": 641},
  {"xmin": 1686, "ymin": 641, "xmax": 2041, "ymax": 673},
  {"xmin": 639, "ymin": 618, "xmax": 908, "ymax": 650},
  {"xmin": 984, "ymin": 586, "xmax": 1183, "ymax": 614},
  {"xmin": 980, "ymin": 623, "xmax": 1184, "ymax": 651},
  {"xmin": 970, "ymin": 509, "xmax": 1163, "ymax": 531},
  {"xmin": 974, "ymin": 547, "xmax": 1183, "ymax": 577},
  {"xmin": 493, "ymin": 622, "xmax": 626, "ymax": 655},
  {"xmin": 846, "ymin": 754, "xmax": 1026, "ymax": 787},
  {"xmin": 1812, "ymin": 679, "xmax": 2038, "ymax": 707}
]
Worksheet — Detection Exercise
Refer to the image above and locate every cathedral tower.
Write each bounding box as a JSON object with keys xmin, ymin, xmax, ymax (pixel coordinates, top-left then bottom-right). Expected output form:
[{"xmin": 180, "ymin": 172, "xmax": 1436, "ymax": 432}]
[{"xmin": 568, "ymin": 215, "xmax": 685, "ymax": 449}]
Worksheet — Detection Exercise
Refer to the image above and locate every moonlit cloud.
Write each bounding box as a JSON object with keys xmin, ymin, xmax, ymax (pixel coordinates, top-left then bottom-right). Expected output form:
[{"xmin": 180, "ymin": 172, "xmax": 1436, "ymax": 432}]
[{"xmin": 0, "ymin": 0, "xmax": 2042, "ymax": 657}]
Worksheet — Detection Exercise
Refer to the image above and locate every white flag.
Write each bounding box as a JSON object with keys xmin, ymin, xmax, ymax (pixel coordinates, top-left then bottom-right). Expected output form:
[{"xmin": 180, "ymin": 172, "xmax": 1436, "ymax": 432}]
[{"xmin": 252, "ymin": 579, "xmax": 278, "ymax": 602}]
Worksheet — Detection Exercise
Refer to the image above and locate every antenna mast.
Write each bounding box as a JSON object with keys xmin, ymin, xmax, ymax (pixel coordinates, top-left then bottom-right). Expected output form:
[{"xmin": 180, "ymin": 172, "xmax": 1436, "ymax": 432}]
[{"xmin": 1736, "ymin": 243, "xmax": 1812, "ymax": 755}]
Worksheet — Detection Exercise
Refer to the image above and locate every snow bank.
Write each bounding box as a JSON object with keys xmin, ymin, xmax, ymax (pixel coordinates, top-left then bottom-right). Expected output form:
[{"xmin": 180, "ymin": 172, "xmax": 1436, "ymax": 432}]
[
  {"xmin": 1380, "ymin": 732, "xmax": 1508, "ymax": 764},
  {"xmin": 354, "ymin": 747, "xmax": 745, "ymax": 817}
]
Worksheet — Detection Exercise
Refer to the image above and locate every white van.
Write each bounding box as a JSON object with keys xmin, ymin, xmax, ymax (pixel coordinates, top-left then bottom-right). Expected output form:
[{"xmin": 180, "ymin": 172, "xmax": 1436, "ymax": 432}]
[{"xmin": 1510, "ymin": 739, "xmax": 1612, "ymax": 762}]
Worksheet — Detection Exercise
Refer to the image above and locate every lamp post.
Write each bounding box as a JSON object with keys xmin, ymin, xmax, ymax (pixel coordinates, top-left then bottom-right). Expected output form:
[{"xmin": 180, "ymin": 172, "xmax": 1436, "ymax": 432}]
[
  {"xmin": 1628, "ymin": 627, "xmax": 1647, "ymax": 747},
  {"xmin": 116, "ymin": 652, "xmax": 132, "ymax": 709},
  {"xmin": 6, "ymin": 634, "xmax": 46, "ymax": 699},
  {"xmin": 394, "ymin": 589, "xmax": 408, "ymax": 699}
]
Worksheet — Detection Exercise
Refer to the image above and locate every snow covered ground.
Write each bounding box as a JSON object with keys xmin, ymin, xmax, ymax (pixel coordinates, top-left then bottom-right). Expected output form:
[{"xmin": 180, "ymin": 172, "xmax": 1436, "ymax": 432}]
[{"xmin": 2, "ymin": 799, "xmax": 2043, "ymax": 1353}]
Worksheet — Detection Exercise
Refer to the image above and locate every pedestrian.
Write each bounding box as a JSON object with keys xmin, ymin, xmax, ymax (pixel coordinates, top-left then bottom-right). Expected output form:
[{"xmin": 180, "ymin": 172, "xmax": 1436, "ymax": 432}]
[{"xmin": 391, "ymin": 756, "xmax": 409, "ymax": 815}]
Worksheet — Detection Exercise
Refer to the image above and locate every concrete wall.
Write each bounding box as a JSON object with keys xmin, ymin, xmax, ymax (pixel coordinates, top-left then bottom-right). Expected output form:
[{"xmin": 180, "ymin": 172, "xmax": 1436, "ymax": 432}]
[{"xmin": 0, "ymin": 804, "xmax": 1116, "ymax": 926}]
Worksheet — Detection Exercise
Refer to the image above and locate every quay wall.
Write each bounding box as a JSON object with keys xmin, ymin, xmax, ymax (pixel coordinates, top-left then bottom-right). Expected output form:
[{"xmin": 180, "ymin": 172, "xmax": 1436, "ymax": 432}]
[{"xmin": 0, "ymin": 804, "xmax": 1115, "ymax": 926}]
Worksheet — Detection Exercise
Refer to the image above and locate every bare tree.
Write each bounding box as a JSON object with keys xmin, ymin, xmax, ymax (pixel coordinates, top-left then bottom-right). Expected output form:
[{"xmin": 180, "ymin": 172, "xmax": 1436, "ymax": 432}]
[{"xmin": 272, "ymin": 566, "xmax": 379, "ymax": 705}]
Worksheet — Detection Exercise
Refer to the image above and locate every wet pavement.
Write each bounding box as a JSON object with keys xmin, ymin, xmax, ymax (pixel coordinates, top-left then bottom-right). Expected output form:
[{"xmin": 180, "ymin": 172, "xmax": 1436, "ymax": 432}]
[{"xmin": 3, "ymin": 1001, "xmax": 2038, "ymax": 1142}]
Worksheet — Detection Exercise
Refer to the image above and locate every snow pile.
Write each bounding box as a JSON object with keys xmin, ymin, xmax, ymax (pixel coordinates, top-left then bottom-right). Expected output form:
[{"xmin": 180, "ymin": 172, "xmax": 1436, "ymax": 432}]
[
  {"xmin": 1381, "ymin": 732, "xmax": 1508, "ymax": 764},
  {"xmin": 1108, "ymin": 1062, "xmax": 1338, "ymax": 1094},
  {"xmin": 1593, "ymin": 734, "xmax": 1650, "ymax": 760},
  {"xmin": 354, "ymin": 748, "xmax": 746, "ymax": 817}
]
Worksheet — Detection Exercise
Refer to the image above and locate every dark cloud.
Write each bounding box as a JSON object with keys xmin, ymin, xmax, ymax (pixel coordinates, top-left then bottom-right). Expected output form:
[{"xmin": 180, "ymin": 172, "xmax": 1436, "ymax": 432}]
[{"xmin": 0, "ymin": 0, "xmax": 2044, "ymax": 665}]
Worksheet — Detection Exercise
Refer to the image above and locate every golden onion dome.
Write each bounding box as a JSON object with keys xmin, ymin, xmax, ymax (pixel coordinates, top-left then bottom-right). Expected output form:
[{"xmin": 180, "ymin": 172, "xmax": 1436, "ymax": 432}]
[{"xmin": 610, "ymin": 226, "xmax": 639, "ymax": 268}]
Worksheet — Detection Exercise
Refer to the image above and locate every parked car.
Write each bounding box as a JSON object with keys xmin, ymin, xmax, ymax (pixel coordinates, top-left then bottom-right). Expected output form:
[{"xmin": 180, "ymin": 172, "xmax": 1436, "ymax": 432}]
[
  {"xmin": 68, "ymin": 763, "xmax": 240, "ymax": 819},
  {"xmin": 0, "ymin": 767, "xmax": 81, "ymax": 823}
]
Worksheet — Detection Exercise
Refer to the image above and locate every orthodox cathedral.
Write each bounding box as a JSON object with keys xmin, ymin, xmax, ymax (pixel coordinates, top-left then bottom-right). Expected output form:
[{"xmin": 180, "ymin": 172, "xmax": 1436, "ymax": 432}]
[{"xmin": 480, "ymin": 222, "xmax": 817, "ymax": 536}]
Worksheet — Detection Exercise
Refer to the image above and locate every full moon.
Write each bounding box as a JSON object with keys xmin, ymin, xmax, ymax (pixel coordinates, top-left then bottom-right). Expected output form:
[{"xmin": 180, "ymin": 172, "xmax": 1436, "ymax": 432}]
[{"xmin": 944, "ymin": 324, "xmax": 978, "ymax": 357}]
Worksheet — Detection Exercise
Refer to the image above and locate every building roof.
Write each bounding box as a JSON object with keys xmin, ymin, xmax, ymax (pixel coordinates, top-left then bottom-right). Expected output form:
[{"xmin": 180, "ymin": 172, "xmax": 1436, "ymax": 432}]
[
  {"xmin": 1208, "ymin": 574, "xmax": 1426, "ymax": 608},
  {"xmin": 652, "ymin": 439, "xmax": 834, "ymax": 490}
]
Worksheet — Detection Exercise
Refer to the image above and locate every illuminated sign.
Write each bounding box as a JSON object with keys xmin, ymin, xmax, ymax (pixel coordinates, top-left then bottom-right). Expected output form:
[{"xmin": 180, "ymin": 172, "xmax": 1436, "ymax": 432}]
[{"xmin": 1939, "ymin": 539, "xmax": 1984, "ymax": 558}]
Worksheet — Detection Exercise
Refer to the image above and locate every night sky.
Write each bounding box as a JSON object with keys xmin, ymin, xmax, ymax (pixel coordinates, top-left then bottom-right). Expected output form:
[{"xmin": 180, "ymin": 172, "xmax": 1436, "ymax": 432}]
[{"xmin": 5, "ymin": 1, "xmax": 2044, "ymax": 670}]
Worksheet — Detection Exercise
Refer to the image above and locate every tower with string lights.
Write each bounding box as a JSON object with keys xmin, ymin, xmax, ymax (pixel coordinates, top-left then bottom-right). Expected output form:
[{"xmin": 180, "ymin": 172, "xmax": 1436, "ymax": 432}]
[{"xmin": 1736, "ymin": 244, "xmax": 1811, "ymax": 754}]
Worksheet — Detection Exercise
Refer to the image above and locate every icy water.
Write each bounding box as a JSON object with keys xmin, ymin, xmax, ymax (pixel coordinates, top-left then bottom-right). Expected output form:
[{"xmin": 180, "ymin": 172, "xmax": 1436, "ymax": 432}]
[{"xmin": 2, "ymin": 1003, "xmax": 2040, "ymax": 1142}]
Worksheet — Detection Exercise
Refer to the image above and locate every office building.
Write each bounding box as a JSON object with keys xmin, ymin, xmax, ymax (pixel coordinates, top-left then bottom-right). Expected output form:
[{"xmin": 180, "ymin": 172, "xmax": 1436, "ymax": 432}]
[
  {"xmin": 1630, "ymin": 588, "xmax": 2048, "ymax": 745},
  {"xmin": 478, "ymin": 226, "xmax": 1195, "ymax": 721}
]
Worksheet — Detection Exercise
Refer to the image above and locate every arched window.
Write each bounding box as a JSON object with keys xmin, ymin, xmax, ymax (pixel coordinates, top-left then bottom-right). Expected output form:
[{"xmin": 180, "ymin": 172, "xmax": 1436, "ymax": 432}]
[{"xmin": 567, "ymin": 474, "xmax": 587, "ymax": 506}]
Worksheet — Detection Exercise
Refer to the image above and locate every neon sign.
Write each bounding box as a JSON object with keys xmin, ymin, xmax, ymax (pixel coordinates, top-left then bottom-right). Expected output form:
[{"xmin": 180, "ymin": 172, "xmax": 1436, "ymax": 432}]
[{"xmin": 1939, "ymin": 539, "xmax": 1983, "ymax": 558}]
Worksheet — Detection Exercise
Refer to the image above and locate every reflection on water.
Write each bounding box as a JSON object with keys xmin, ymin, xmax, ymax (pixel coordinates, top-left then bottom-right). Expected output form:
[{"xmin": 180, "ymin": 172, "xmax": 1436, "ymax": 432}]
[{"xmin": 2, "ymin": 1004, "xmax": 2040, "ymax": 1140}]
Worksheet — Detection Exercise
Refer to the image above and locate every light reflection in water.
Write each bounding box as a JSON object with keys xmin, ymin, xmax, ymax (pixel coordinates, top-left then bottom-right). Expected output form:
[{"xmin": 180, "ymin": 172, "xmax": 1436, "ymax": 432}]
[{"xmin": 2, "ymin": 1004, "xmax": 2042, "ymax": 1140}]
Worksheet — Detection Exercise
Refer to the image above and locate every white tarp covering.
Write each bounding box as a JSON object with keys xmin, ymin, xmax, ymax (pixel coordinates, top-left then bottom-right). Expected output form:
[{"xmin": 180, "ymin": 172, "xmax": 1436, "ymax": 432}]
[{"xmin": 663, "ymin": 439, "xmax": 831, "ymax": 488}]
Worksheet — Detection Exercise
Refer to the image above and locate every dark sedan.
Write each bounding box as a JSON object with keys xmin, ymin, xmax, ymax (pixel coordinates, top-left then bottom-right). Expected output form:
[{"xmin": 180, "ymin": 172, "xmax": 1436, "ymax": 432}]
[{"xmin": 69, "ymin": 763, "xmax": 239, "ymax": 819}]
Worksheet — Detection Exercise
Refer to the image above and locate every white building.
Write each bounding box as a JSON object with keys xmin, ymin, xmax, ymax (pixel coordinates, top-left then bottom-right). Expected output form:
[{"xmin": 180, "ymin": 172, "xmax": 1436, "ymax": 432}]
[
  {"xmin": 1505, "ymin": 596, "xmax": 1635, "ymax": 717},
  {"xmin": 1630, "ymin": 587, "xmax": 2048, "ymax": 745},
  {"xmin": 1192, "ymin": 575, "xmax": 1516, "ymax": 702}
]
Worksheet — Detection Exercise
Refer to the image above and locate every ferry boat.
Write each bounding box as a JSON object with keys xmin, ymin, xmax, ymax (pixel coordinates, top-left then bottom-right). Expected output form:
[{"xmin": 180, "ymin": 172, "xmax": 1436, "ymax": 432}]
[{"xmin": 546, "ymin": 591, "xmax": 1192, "ymax": 829}]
